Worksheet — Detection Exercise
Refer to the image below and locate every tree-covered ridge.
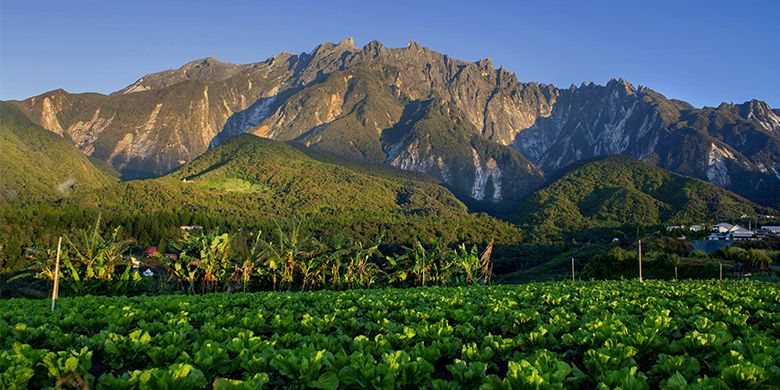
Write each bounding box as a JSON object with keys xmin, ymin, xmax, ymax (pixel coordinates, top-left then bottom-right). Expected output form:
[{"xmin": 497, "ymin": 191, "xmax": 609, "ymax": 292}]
[
  {"xmin": 62, "ymin": 135, "xmax": 522, "ymax": 245},
  {"xmin": 514, "ymin": 156, "xmax": 774, "ymax": 238},
  {"xmin": 0, "ymin": 102, "xmax": 118, "ymax": 205}
]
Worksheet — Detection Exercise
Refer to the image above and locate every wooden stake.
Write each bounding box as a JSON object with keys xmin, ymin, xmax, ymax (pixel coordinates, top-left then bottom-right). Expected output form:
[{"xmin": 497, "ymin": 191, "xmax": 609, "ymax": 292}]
[
  {"xmin": 422, "ymin": 258, "xmax": 426, "ymax": 287},
  {"xmin": 638, "ymin": 240, "xmax": 643, "ymax": 282},
  {"xmin": 719, "ymin": 262, "xmax": 723, "ymax": 281},
  {"xmin": 51, "ymin": 237, "xmax": 62, "ymax": 312},
  {"xmin": 674, "ymin": 266, "xmax": 678, "ymax": 281},
  {"xmin": 571, "ymin": 257, "xmax": 575, "ymax": 282}
]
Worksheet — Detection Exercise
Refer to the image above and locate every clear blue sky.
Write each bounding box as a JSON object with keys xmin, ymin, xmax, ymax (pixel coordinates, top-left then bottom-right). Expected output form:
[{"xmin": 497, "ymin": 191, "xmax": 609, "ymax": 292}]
[{"xmin": 2, "ymin": 0, "xmax": 778, "ymax": 107}]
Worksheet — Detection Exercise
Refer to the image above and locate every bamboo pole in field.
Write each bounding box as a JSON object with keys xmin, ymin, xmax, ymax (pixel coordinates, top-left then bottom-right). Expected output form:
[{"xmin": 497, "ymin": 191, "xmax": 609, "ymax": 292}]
[
  {"xmin": 422, "ymin": 257, "xmax": 426, "ymax": 287},
  {"xmin": 571, "ymin": 257, "xmax": 575, "ymax": 282},
  {"xmin": 638, "ymin": 240, "xmax": 643, "ymax": 282},
  {"xmin": 51, "ymin": 237, "xmax": 62, "ymax": 312},
  {"xmin": 674, "ymin": 266, "xmax": 678, "ymax": 281}
]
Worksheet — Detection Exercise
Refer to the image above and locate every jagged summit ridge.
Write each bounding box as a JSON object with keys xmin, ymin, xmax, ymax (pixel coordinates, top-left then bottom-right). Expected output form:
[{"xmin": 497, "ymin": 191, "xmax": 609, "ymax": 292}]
[{"xmin": 7, "ymin": 38, "xmax": 780, "ymax": 209}]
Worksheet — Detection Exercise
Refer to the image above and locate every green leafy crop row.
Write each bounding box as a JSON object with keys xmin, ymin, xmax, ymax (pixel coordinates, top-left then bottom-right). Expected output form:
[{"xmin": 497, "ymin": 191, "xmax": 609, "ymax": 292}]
[{"xmin": 2, "ymin": 280, "xmax": 779, "ymax": 389}]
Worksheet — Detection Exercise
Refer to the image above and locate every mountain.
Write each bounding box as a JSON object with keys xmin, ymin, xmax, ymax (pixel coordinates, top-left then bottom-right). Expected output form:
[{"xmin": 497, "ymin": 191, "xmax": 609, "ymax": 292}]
[
  {"xmin": 513, "ymin": 156, "xmax": 774, "ymax": 239},
  {"xmin": 7, "ymin": 38, "xmax": 779, "ymax": 208},
  {"xmin": 6, "ymin": 38, "xmax": 553, "ymax": 209},
  {"xmin": 513, "ymin": 80, "xmax": 780, "ymax": 208},
  {"xmin": 66, "ymin": 134, "xmax": 523, "ymax": 244},
  {"xmin": 0, "ymin": 102, "xmax": 118, "ymax": 204}
]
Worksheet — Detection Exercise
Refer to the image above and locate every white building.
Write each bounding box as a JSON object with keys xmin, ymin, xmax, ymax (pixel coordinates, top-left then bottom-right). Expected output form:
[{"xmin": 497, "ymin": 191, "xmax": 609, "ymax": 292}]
[
  {"xmin": 712, "ymin": 223, "xmax": 735, "ymax": 233},
  {"xmin": 707, "ymin": 223, "xmax": 754, "ymax": 240}
]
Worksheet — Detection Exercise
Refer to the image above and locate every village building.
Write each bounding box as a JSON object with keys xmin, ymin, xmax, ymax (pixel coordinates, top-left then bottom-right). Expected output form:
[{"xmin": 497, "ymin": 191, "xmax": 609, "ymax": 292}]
[{"xmin": 707, "ymin": 223, "xmax": 754, "ymax": 240}]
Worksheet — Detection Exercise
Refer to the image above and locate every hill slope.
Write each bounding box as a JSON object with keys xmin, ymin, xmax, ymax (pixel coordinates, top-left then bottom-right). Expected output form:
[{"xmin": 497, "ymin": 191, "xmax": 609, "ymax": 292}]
[
  {"xmin": 68, "ymin": 134, "xmax": 522, "ymax": 244},
  {"xmin": 513, "ymin": 156, "xmax": 774, "ymax": 238},
  {"xmin": 0, "ymin": 102, "xmax": 118, "ymax": 204}
]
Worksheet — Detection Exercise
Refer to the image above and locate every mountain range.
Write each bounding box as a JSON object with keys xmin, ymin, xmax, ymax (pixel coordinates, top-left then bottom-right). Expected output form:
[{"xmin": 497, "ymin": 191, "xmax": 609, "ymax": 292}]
[{"xmin": 4, "ymin": 38, "xmax": 780, "ymax": 213}]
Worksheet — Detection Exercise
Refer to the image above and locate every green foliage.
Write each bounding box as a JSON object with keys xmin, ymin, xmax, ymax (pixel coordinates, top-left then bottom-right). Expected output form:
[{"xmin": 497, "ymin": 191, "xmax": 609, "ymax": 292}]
[
  {"xmin": 167, "ymin": 230, "xmax": 232, "ymax": 294},
  {"xmin": 515, "ymin": 156, "xmax": 773, "ymax": 240},
  {"xmin": 0, "ymin": 102, "xmax": 118, "ymax": 205},
  {"xmin": 41, "ymin": 346, "xmax": 93, "ymax": 389},
  {"xmin": 31, "ymin": 218, "xmax": 138, "ymax": 296},
  {"xmin": 0, "ymin": 134, "xmax": 522, "ymax": 275},
  {"xmin": 10, "ymin": 209, "xmax": 501, "ymax": 295},
  {"xmin": 1, "ymin": 281, "xmax": 778, "ymax": 388}
]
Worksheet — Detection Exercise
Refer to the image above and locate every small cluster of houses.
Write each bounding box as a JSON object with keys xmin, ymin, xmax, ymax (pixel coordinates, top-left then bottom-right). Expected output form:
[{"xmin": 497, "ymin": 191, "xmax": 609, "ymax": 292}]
[
  {"xmin": 705, "ymin": 223, "xmax": 780, "ymax": 240},
  {"xmin": 141, "ymin": 226, "xmax": 205, "ymax": 261},
  {"xmin": 665, "ymin": 223, "xmax": 780, "ymax": 240}
]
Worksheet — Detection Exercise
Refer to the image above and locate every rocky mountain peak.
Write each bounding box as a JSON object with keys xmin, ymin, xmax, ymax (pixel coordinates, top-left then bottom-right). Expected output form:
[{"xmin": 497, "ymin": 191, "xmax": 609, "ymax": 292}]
[
  {"xmin": 739, "ymin": 99, "xmax": 780, "ymax": 134},
  {"xmin": 477, "ymin": 58, "xmax": 494, "ymax": 72},
  {"xmin": 407, "ymin": 40, "xmax": 423, "ymax": 50},
  {"xmin": 742, "ymin": 99, "xmax": 773, "ymax": 114},
  {"xmin": 191, "ymin": 56, "xmax": 221, "ymax": 66},
  {"xmin": 337, "ymin": 36, "xmax": 355, "ymax": 48},
  {"xmin": 361, "ymin": 40, "xmax": 384, "ymax": 57},
  {"xmin": 606, "ymin": 78, "xmax": 636, "ymax": 95}
]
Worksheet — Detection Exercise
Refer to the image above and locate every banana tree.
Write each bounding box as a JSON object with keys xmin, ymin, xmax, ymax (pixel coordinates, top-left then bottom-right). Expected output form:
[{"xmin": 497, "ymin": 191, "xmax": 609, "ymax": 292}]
[
  {"xmin": 425, "ymin": 240, "xmax": 455, "ymax": 285},
  {"xmin": 198, "ymin": 232, "xmax": 231, "ymax": 293},
  {"xmin": 164, "ymin": 253, "xmax": 201, "ymax": 294},
  {"xmin": 259, "ymin": 217, "xmax": 315, "ymax": 291},
  {"xmin": 298, "ymin": 247, "xmax": 324, "ymax": 292},
  {"xmin": 408, "ymin": 241, "xmax": 433, "ymax": 286},
  {"xmin": 66, "ymin": 218, "xmax": 130, "ymax": 281},
  {"xmin": 384, "ymin": 240, "xmax": 430, "ymax": 287},
  {"xmin": 233, "ymin": 231, "xmax": 262, "ymax": 292},
  {"xmin": 320, "ymin": 247, "xmax": 350, "ymax": 290},
  {"xmin": 350, "ymin": 240, "xmax": 383, "ymax": 288},
  {"xmin": 168, "ymin": 230, "xmax": 231, "ymax": 293},
  {"xmin": 454, "ymin": 244, "xmax": 481, "ymax": 284}
]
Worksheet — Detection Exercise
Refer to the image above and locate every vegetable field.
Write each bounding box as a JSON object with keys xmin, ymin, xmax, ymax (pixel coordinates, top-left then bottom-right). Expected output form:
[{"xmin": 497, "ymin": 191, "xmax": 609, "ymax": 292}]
[{"xmin": 2, "ymin": 281, "xmax": 779, "ymax": 389}]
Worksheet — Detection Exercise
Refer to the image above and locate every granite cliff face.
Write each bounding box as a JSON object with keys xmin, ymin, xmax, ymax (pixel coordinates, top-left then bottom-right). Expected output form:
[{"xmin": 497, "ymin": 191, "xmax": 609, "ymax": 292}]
[
  {"xmin": 513, "ymin": 80, "xmax": 780, "ymax": 207},
  {"xmin": 8, "ymin": 38, "xmax": 780, "ymax": 208}
]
